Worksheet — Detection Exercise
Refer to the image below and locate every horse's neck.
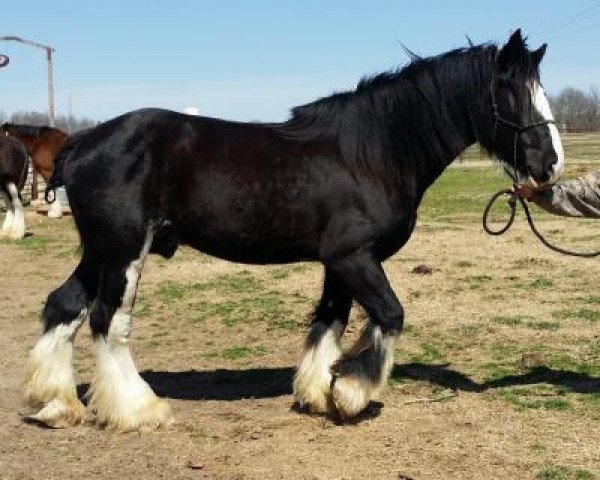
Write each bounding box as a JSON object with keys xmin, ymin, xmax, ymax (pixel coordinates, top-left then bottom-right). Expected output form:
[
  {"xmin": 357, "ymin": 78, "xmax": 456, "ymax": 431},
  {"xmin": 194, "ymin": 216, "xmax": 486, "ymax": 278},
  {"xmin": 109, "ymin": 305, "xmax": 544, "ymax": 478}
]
[
  {"xmin": 398, "ymin": 69, "xmax": 489, "ymax": 194},
  {"xmin": 23, "ymin": 133, "xmax": 66, "ymax": 181},
  {"xmin": 15, "ymin": 136, "xmax": 36, "ymax": 154}
]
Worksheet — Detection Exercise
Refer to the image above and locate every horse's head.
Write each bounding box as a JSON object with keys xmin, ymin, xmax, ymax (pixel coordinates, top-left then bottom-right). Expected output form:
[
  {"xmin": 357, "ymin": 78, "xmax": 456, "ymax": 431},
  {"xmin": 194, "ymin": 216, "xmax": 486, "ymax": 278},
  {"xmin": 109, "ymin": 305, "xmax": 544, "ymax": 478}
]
[
  {"xmin": 0, "ymin": 123, "xmax": 25, "ymax": 140},
  {"xmin": 486, "ymin": 29, "xmax": 564, "ymax": 189}
]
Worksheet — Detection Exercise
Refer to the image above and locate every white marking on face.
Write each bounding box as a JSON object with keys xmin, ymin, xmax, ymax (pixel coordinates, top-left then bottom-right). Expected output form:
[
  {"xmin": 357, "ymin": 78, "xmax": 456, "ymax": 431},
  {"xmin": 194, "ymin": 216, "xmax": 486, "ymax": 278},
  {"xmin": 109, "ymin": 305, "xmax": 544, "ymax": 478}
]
[{"xmin": 531, "ymin": 82, "xmax": 565, "ymax": 183}]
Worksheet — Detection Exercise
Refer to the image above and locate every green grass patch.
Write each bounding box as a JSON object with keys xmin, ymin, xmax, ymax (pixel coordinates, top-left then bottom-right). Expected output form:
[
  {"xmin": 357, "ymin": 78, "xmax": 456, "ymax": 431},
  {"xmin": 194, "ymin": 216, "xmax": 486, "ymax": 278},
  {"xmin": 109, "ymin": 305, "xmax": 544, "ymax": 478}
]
[
  {"xmin": 579, "ymin": 392, "xmax": 600, "ymax": 407},
  {"xmin": 583, "ymin": 295, "xmax": 600, "ymax": 305},
  {"xmin": 529, "ymin": 278, "xmax": 554, "ymax": 288},
  {"xmin": 410, "ymin": 343, "xmax": 445, "ymax": 363},
  {"xmin": 490, "ymin": 315, "xmax": 526, "ymax": 326},
  {"xmin": 142, "ymin": 339, "xmax": 160, "ymax": 349},
  {"xmin": 535, "ymin": 352, "xmax": 600, "ymax": 376},
  {"xmin": 156, "ymin": 281, "xmax": 188, "ymax": 303},
  {"xmin": 460, "ymin": 274, "xmax": 493, "ymax": 290},
  {"xmin": 155, "ymin": 271, "xmax": 263, "ymax": 305},
  {"xmin": 0, "ymin": 235, "xmax": 54, "ymax": 252},
  {"xmin": 526, "ymin": 320, "xmax": 561, "ymax": 331},
  {"xmin": 498, "ymin": 387, "xmax": 570, "ymax": 411},
  {"xmin": 133, "ymin": 297, "xmax": 152, "ymax": 318},
  {"xmin": 419, "ymin": 166, "xmax": 508, "ymax": 221},
  {"xmin": 489, "ymin": 343, "xmax": 520, "ymax": 360},
  {"xmin": 478, "ymin": 362, "xmax": 520, "ymax": 382},
  {"xmin": 535, "ymin": 466, "xmax": 596, "ymax": 480},
  {"xmin": 455, "ymin": 260, "xmax": 474, "ymax": 268},
  {"xmin": 552, "ymin": 308, "xmax": 600, "ymax": 323},
  {"xmin": 222, "ymin": 345, "xmax": 267, "ymax": 360},
  {"xmin": 194, "ymin": 292, "xmax": 295, "ymax": 329}
]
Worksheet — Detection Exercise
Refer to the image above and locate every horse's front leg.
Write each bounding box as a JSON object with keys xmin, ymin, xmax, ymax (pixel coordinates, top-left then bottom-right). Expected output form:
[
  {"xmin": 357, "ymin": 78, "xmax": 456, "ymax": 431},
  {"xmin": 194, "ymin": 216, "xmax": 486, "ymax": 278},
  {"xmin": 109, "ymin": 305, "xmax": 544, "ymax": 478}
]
[
  {"xmin": 293, "ymin": 270, "xmax": 351, "ymax": 414},
  {"xmin": 327, "ymin": 251, "xmax": 403, "ymax": 420}
]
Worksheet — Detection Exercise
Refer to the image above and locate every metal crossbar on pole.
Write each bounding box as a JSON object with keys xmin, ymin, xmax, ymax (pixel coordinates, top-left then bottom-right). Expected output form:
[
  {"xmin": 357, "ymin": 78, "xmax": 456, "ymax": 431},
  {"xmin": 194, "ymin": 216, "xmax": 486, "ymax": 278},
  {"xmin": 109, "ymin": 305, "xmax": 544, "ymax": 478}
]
[
  {"xmin": 0, "ymin": 35, "xmax": 56, "ymax": 199},
  {"xmin": 0, "ymin": 35, "xmax": 56, "ymax": 127}
]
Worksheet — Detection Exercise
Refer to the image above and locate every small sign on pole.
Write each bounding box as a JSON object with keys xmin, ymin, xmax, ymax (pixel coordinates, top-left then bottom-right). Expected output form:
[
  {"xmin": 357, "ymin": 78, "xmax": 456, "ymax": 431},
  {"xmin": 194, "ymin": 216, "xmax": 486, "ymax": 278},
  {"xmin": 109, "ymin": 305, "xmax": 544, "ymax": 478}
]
[{"xmin": 0, "ymin": 54, "xmax": 9, "ymax": 68}]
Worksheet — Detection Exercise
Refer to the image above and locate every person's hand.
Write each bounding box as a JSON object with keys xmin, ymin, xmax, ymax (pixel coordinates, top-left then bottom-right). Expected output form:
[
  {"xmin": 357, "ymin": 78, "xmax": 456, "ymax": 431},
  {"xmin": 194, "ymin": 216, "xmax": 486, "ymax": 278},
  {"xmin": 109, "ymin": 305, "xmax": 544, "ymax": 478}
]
[{"xmin": 513, "ymin": 184, "xmax": 537, "ymax": 201}]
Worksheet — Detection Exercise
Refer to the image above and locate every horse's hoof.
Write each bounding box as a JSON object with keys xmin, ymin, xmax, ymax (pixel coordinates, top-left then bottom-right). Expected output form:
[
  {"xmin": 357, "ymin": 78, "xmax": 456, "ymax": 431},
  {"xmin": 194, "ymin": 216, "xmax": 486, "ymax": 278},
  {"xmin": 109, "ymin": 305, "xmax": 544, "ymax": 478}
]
[
  {"xmin": 291, "ymin": 396, "xmax": 337, "ymax": 417},
  {"xmin": 292, "ymin": 384, "xmax": 335, "ymax": 416},
  {"xmin": 331, "ymin": 375, "xmax": 371, "ymax": 420},
  {"xmin": 23, "ymin": 398, "xmax": 85, "ymax": 428},
  {"xmin": 88, "ymin": 388, "xmax": 174, "ymax": 432}
]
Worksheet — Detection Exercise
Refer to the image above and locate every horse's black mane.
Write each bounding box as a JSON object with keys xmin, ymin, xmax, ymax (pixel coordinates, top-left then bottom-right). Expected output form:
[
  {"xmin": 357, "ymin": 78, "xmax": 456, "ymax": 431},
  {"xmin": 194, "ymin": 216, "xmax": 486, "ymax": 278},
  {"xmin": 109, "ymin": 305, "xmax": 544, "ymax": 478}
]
[{"xmin": 278, "ymin": 40, "xmax": 541, "ymax": 184}]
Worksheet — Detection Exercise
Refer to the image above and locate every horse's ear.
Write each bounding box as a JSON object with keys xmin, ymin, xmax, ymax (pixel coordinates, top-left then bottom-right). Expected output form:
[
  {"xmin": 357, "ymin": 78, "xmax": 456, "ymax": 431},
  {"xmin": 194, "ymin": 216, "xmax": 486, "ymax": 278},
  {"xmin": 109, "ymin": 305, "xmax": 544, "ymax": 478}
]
[
  {"xmin": 531, "ymin": 44, "xmax": 547, "ymax": 67},
  {"xmin": 497, "ymin": 28, "xmax": 526, "ymax": 71}
]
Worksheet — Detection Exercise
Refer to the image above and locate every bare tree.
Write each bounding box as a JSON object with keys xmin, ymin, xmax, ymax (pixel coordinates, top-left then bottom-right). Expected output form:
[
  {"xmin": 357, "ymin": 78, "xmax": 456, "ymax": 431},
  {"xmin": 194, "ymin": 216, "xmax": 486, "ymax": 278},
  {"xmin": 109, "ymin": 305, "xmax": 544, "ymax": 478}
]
[
  {"xmin": 8, "ymin": 110, "xmax": 97, "ymax": 133},
  {"xmin": 549, "ymin": 86, "xmax": 600, "ymax": 132}
]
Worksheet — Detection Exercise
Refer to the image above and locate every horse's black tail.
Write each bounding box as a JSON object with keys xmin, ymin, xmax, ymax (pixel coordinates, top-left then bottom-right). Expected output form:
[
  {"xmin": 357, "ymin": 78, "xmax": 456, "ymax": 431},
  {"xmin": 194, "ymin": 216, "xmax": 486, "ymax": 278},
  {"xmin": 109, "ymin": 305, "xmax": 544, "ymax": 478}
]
[{"xmin": 44, "ymin": 129, "xmax": 89, "ymax": 203}]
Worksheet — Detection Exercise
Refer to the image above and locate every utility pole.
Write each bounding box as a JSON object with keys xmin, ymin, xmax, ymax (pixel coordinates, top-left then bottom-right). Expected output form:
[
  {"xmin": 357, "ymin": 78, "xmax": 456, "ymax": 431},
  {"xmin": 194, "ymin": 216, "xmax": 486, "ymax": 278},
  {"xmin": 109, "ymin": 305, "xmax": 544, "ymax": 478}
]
[
  {"xmin": 0, "ymin": 35, "xmax": 56, "ymax": 199},
  {"xmin": 0, "ymin": 35, "xmax": 56, "ymax": 127}
]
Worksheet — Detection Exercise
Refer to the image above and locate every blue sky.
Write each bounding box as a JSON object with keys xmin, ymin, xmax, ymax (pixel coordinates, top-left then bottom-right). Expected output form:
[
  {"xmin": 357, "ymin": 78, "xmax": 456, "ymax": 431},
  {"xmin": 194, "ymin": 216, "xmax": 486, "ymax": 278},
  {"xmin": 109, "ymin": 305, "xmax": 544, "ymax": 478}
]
[{"xmin": 1, "ymin": 1, "xmax": 600, "ymax": 122}]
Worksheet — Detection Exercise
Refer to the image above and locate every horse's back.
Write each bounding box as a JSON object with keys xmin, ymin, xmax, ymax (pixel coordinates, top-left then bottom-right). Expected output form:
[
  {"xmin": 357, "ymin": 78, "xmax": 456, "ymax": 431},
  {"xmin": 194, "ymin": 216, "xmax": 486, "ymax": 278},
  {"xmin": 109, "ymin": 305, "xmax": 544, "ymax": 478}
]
[{"xmin": 62, "ymin": 108, "xmax": 342, "ymax": 262}]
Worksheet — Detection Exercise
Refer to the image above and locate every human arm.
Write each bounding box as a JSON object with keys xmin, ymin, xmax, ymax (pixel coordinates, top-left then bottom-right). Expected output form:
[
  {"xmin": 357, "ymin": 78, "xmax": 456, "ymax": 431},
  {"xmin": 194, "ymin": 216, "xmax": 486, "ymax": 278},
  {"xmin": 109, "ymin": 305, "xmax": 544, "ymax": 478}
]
[{"xmin": 515, "ymin": 172, "xmax": 600, "ymax": 218}]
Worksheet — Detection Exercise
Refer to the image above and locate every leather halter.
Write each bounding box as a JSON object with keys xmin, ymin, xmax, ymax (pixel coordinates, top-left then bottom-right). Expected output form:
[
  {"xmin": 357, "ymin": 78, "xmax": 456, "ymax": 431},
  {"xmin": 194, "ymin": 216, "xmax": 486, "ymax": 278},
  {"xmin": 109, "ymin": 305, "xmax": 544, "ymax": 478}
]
[{"xmin": 489, "ymin": 80, "xmax": 556, "ymax": 182}]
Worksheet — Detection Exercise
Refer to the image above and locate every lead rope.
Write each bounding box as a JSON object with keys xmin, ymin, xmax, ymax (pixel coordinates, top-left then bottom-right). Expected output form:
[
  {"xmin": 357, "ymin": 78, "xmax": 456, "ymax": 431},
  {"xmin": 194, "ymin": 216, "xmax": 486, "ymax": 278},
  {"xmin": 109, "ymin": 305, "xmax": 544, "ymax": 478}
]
[
  {"xmin": 483, "ymin": 187, "xmax": 600, "ymax": 258},
  {"xmin": 482, "ymin": 79, "xmax": 600, "ymax": 257}
]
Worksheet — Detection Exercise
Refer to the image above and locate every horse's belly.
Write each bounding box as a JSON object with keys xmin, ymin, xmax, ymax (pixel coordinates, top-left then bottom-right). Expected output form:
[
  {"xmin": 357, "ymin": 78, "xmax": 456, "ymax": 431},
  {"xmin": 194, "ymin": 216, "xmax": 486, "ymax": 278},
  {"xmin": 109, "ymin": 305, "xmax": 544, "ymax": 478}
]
[{"xmin": 176, "ymin": 210, "xmax": 318, "ymax": 264}]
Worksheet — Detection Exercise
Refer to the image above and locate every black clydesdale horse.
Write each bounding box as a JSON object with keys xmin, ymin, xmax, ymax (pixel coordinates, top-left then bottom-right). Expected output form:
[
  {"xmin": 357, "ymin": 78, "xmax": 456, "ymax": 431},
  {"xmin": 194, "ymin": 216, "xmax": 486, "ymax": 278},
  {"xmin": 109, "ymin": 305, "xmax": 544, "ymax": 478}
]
[{"xmin": 25, "ymin": 30, "xmax": 564, "ymax": 430}]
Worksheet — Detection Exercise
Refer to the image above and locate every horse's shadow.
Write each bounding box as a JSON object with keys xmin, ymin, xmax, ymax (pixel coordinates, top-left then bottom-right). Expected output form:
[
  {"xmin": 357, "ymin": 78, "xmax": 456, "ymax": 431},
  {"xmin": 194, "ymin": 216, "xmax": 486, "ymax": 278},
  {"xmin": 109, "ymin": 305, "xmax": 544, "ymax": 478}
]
[
  {"xmin": 77, "ymin": 363, "xmax": 599, "ymax": 402},
  {"xmin": 391, "ymin": 363, "xmax": 600, "ymax": 394}
]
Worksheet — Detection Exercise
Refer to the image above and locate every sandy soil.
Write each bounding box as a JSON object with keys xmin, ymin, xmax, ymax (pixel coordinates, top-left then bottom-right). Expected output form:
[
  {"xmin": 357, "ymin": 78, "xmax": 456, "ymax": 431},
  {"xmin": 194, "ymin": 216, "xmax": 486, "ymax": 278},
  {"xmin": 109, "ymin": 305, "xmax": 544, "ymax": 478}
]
[{"xmin": 0, "ymin": 211, "xmax": 599, "ymax": 480}]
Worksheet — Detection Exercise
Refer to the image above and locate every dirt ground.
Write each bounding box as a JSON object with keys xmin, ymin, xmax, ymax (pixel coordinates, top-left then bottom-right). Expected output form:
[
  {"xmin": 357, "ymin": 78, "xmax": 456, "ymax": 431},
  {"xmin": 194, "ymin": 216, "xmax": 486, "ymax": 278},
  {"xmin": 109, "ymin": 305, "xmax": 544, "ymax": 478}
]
[{"xmin": 0, "ymin": 209, "xmax": 599, "ymax": 480}]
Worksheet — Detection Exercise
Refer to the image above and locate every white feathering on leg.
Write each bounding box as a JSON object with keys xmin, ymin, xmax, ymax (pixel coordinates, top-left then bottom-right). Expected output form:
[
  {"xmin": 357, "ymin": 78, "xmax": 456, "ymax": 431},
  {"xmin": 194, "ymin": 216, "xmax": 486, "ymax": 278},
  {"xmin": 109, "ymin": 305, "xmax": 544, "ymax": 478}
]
[
  {"xmin": 293, "ymin": 321, "xmax": 343, "ymax": 414},
  {"xmin": 23, "ymin": 310, "xmax": 87, "ymax": 427},
  {"xmin": 47, "ymin": 199, "xmax": 63, "ymax": 218},
  {"xmin": 331, "ymin": 325, "xmax": 395, "ymax": 420},
  {"xmin": 7, "ymin": 183, "xmax": 25, "ymax": 239},
  {"xmin": 87, "ymin": 230, "xmax": 173, "ymax": 431}
]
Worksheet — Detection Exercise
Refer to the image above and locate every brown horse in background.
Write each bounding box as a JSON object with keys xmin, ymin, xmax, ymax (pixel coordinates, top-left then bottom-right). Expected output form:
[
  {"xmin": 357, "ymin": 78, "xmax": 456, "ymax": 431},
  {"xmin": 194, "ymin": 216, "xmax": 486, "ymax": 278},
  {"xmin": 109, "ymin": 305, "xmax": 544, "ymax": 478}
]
[
  {"xmin": 0, "ymin": 133, "xmax": 29, "ymax": 238},
  {"xmin": 1, "ymin": 124, "xmax": 69, "ymax": 218}
]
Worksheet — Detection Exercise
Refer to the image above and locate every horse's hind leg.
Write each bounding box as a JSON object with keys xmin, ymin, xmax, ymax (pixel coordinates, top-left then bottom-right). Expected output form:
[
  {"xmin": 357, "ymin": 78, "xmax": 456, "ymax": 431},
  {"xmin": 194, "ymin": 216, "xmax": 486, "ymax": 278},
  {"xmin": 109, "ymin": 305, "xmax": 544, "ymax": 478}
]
[
  {"xmin": 5, "ymin": 182, "xmax": 25, "ymax": 239},
  {"xmin": 0, "ymin": 187, "xmax": 14, "ymax": 237},
  {"xmin": 327, "ymin": 251, "xmax": 403, "ymax": 420},
  {"xmin": 294, "ymin": 270, "xmax": 351, "ymax": 414},
  {"xmin": 24, "ymin": 253, "xmax": 99, "ymax": 427},
  {"xmin": 47, "ymin": 198, "xmax": 63, "ymax": 218},
  {"xmin": 87, "ymin": 229, "xmax": 172, "ymax": 431}
]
